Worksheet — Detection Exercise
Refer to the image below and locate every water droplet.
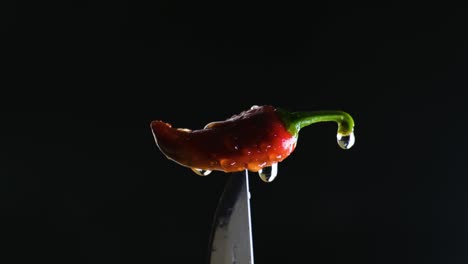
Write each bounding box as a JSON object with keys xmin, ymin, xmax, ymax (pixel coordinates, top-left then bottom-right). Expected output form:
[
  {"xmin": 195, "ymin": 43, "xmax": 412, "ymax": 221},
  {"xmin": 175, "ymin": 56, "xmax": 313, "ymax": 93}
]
[
  {"xmin": 260, "ymin": 143, "xmax": 271, "ymax": 152},
  {"xmin": 220, "ymin": 159, "xmax": 237, "ymax": 170},
  {"xmin": 250, "ymin": 105, "xmax": 260, "ymax": 110},
  {"xmin": 223, "ymin": 137, "xmax": 239, "ymax": 151},
  {"xmin": 258, "ymin": 163, "xmax": 278, "ymax": 183},
  {"xmin": 268, "ymin": 153, "xmax": 283, "ymax": 162},
  {"xmin": 204, "ymin": 121, "xmax": 222, "ymax": 129},
  {"xmin": 191, "ymin": 168, "xmax": 212, "ymax": 176},
  {"xmin": 337, "ymin": 132, "xmax": 355, "ymax": 149}
]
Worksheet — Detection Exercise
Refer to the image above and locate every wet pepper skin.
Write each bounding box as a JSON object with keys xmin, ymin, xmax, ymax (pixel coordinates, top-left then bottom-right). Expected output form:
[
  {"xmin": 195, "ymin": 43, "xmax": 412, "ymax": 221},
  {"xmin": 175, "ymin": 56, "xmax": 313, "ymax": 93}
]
[
  {"xmin": 151, "ymin": 106, "xmax": 296, "ymax": 172},
  {"xmin": 151, "ymin": 105, "xmax": 355, "ymax": 174}
]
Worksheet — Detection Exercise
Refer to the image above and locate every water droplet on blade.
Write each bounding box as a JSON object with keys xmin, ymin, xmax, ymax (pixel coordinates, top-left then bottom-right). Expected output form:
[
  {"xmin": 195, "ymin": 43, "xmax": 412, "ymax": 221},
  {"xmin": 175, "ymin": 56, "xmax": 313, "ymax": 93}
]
[
  {"xmin": 337, "ymin": 132, "xmax": 355, "ymax": 149},
  {"xmin": 191, "ymin": 168, "xmax": 212, "ymax": 176},
  {"xmin": 258, "ymin": 163, "xmax": 278, "ymax": 183},
  {"xmin": 250, "ymin": 105, "xmax": 260, "ymax": 109}
]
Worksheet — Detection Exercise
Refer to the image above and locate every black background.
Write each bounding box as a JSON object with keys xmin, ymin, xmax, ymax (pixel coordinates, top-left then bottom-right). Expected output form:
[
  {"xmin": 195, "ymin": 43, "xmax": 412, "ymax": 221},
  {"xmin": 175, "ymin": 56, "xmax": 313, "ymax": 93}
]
[{"xmin": 2, "ymin": 2, "xmax": 468, "ymax": 263}]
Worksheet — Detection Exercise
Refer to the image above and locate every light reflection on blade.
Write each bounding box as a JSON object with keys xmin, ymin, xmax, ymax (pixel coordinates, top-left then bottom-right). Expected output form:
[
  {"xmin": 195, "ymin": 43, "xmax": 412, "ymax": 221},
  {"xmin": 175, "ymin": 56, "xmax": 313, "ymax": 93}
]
[{"xmin": 208, "ymin": 170, "xmax": 254, "ymax": 264}]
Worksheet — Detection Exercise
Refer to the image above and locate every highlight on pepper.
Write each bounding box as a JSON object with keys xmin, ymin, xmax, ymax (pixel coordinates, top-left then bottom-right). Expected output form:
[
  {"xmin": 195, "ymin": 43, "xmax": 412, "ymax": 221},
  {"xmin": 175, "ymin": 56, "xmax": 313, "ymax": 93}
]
[{"xmin": 150, "ymin": 105, "xmax": 355, "ymax": 182}]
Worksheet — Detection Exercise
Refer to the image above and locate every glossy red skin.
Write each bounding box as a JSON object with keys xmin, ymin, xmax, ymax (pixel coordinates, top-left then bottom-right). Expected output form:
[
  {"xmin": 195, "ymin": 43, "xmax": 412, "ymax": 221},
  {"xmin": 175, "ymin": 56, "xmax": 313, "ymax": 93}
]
[{"xmin": 150, "ymin": 105, "xmax": 297, "ymax": 172}]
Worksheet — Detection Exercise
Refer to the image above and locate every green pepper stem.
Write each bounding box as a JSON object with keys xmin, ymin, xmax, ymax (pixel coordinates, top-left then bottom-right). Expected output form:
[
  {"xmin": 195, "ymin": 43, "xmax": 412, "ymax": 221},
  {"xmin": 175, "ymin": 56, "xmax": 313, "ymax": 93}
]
[{"xmin": 277, "ymin": 109, "xmax": 355, "ymax": 138}]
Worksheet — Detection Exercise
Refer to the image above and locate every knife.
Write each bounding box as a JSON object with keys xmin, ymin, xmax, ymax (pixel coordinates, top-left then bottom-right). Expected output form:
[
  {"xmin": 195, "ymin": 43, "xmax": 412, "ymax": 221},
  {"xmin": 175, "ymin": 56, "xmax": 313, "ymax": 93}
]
[{"xmin": 208, "ymin": 170, "xmax": 254, "ymax": 264}]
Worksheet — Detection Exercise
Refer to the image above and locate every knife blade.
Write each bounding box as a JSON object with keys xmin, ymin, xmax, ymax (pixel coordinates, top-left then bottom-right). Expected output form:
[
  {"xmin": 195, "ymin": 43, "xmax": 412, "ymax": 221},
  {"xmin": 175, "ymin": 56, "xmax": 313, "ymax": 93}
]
[{"xmin": 208, "ymin": 170, "xmax": 254, "ymax": 264}]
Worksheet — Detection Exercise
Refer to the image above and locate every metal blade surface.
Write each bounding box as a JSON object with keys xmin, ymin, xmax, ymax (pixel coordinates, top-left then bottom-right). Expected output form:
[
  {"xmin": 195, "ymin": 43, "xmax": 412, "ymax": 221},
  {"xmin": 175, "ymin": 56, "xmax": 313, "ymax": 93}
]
[{"xmin": 208, "ymin": 170, "xmax": 254, "ymax": 264}]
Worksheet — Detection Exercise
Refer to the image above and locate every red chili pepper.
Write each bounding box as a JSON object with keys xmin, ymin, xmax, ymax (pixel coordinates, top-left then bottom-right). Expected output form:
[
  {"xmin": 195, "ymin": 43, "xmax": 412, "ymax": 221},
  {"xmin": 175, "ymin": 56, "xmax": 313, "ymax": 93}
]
[{"xmin": 150, "ymin": 105, "xmax": 354, "ymax": 176}]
